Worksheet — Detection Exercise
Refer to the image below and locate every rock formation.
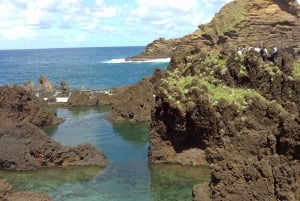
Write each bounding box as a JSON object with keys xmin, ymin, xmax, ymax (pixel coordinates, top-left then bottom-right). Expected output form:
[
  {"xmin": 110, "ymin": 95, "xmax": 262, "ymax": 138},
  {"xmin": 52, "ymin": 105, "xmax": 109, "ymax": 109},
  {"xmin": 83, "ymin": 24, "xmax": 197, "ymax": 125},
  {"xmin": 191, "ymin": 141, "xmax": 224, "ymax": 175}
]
[
  {"xmin": 127, "ymin": 0, "xmax": 300, "ymax": 61},
  {"xmin": 0, "ymin": 119, "xmax": 108, "ymax": 170},
  {"xmin": 38, "ymin": 76, "xmax": 55, "ymax": 93},
  {"xmin": 0, "ymin": 85, "xmax": 108, "ymax": 171},
  {"xmin": 126, "ymin": 1, "xmax": 300, "ymax": 199},
  {"xmin": 60, "ymin": 80, "xmax": 70, "ymax": 92},
  {"xmin": 0, "ymin": 85, "xmax": 61, "ymax": 127},
  {"xmin": 108, "ymin": 77, "xmax": 156, "ymax": 122},
  {"xmin": 148, "ymin": 45, "xmax": 300, "ymax": 200}
]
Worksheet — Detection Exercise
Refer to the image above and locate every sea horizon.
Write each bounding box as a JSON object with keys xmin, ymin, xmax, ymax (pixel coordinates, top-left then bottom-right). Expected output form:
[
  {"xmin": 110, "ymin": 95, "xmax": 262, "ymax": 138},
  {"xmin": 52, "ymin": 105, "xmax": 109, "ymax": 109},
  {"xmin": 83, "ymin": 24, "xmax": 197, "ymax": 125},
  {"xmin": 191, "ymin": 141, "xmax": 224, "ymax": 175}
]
[
  {"xmin": 0, "ymin": 45, "xmax": 146, "ymax": 51},
  {"xmin": 0, "ymin": 46, "xmax": 168, "ymax": 90}
]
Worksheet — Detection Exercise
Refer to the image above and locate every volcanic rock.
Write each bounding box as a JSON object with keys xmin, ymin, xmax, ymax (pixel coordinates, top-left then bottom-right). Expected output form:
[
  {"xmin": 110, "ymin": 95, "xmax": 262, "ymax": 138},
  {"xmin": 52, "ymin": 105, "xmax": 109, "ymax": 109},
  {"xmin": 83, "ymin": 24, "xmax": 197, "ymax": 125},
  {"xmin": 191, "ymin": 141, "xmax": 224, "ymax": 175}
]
[
  {"xmin": 108, "ymin": 77, "xmax": 156, "ymax": 122},
  {"xmin": 38, "ymin": 76, "xmax": 55, "ymax": 94},
  {"xmin": 0, "ymin": 119, "xmax": 108, "ymax": 170},
  {"xmin": 148, "ymin": 46, "xmax": 300, "ymax": 200},
  {"xmin": 0, "ymin": 85, "xmax": 61, "ymax": 127},
  {"xmin": 0, "ymin": 85, "xmax": 108, "ymax": 170}
]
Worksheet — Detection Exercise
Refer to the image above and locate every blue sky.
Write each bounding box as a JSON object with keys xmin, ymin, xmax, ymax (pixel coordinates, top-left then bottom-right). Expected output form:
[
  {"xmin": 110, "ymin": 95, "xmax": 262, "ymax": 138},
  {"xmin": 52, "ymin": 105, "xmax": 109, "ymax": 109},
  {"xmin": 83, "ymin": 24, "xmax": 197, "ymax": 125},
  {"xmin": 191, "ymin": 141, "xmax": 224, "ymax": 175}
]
[{"xmin": 0, "ymin": 0, "xmax": 299, "ymax": 50}]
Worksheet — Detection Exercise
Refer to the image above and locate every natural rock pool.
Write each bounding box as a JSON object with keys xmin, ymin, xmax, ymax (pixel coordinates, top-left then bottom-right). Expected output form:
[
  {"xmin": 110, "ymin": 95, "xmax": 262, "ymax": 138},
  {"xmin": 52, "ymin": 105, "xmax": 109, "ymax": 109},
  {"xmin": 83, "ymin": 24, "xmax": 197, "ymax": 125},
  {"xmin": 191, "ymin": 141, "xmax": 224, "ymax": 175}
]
[{"xmin": 0, "ymin": 106, "xmax": 211, "ymax": 201}]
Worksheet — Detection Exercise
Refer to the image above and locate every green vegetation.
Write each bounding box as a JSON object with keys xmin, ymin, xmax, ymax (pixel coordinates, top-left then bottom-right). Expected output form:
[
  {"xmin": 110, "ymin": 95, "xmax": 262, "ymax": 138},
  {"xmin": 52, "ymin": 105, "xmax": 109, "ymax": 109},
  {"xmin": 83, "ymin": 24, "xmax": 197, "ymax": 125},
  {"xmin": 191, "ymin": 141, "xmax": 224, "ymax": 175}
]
[
  {"xmin": 265, "ymin": 64, "xmax": 282, "ymax": 77},
  {"xmin": 293, "ymin": 62, "xmax": 300, "ymax": 78},
  {"xmin": 160, "ymin": 71, "xmax": 263, "ymax": 111},
  {"xmin": 197, "ymin": 79, "xmax": 261, "ymax": 109},
  {"xmin": 158, "ymin": 48, "xmax": 279, "ymax": 113},
  {"xmin": 213, "ymin": 0, "xmax": 248, "ymax": 34},
  {"xmin": 204, "ymin": 52, "xmax": 226, "ymax": 66}
]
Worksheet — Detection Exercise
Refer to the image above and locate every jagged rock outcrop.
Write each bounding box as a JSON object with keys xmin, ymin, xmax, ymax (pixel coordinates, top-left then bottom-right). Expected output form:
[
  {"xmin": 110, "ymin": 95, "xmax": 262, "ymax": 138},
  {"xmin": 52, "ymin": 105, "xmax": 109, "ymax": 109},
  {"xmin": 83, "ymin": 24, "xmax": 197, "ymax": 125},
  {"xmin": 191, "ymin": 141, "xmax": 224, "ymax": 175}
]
[
  {"xmin": 0, "ymin": 119, "xmax": 108, "ymax": 170},
  {"xmin": 108, "ymin": 77, "xmax": 156, "ymax": 122},
  {"xmin": 0, "ymin": 179, "xmax": 52, "ymax": 201},
  {"xmin": 60, "ymin": 80, "xmax": 70, "ymax": 92},
  {"xmin": 149, "ymin": 47, "xmax": 300, "ymax": 200},
  {"xmin": 38, "ymin": 76, "xmax": 55, "ymax": 93},
  {"xmin": 127, "ymin": 0, "xmax": 300, "ymax": 61},
  {"xmin": 23, "ymin": 81, "xmax": 35, "ymax": 92},
  {"xmin": 0, "ymin": 85, "xmax": 61, "ymax": 127},
  {"xmin": 0, "ymin": 86, "xmax": 108, "ymax": 170},
  {"xmin": 66, "ymin": 90, "xmax": 112, "ymax": 106}
]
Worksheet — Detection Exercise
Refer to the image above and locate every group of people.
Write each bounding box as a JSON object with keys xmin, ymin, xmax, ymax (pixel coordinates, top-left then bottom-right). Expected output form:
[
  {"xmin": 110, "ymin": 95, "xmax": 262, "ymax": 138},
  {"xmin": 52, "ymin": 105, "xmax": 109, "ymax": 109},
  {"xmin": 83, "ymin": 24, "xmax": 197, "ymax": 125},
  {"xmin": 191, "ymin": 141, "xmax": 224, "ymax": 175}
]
[
  {"xmin": 260, "ymin": 46, "xmax": 278, "ymax": 63},
  {"xmin": 237, "ymin": 45, "xmax": 278, "ymax": 64}
]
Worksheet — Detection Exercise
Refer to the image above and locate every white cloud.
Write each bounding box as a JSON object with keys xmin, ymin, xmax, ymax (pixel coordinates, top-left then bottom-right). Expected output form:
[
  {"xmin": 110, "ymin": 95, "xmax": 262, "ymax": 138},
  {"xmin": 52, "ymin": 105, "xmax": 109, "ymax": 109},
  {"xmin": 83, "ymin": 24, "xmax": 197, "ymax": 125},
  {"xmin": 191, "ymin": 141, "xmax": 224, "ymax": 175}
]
[
  {"xmin": 0, "ymin": 0, "xmax": 117, "ymax": 40},
  {"xmin": 1, "ymin": 25, "xmax": 35, "ymax": 40},
  {"xmin": 126, "ymin": 0, "xmax": 217, "ymax": 39}
]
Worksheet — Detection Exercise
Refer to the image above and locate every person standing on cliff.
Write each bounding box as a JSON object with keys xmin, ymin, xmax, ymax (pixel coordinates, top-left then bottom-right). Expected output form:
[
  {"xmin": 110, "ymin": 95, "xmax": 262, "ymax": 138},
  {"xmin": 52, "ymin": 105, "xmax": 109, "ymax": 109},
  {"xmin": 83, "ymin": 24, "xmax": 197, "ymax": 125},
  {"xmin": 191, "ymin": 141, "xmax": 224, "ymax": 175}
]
[
  {"xmin": 272, "ymin": 46, "xmax": 278, "ymax": 64},
  {"xmin": 260, "ymin": 47, "xmax": 268, "ymax": 61}
]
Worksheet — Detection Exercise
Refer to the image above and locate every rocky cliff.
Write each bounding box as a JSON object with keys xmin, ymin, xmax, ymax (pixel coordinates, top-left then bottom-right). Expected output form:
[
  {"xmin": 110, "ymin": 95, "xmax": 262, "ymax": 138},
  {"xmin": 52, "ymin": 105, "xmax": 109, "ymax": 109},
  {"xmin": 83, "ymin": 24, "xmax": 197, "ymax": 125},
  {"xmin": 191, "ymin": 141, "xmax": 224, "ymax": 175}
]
[
  {"xmin": 127, "ymin": 0, "xmax": 300, "ymax": 61},
  {"xmin": 148, "ymin": 44, "xmax": 300, "ymax": 200}
]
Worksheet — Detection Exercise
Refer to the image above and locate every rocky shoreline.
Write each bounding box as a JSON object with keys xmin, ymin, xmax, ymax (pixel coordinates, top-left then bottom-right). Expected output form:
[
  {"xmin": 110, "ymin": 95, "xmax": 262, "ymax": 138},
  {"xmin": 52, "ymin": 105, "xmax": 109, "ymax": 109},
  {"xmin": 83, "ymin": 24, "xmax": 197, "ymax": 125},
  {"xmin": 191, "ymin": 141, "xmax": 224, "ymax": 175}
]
[
  {"xmin": 0, "ymin": 85, "xmax": 108, "ymax": 200},
  {"xmin": 1, "ymin": 0, "xmax": 300, "ymax": 200},
  {"xmin": 126, "ymin": 0, "xmax": 300, "ymax": 200}
]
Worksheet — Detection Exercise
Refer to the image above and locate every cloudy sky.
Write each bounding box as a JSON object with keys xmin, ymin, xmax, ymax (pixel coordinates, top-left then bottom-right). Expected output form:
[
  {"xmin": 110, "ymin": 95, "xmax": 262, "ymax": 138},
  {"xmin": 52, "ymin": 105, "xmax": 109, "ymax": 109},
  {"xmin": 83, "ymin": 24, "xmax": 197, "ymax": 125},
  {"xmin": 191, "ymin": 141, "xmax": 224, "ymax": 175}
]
[{"xmin": 0, "ymin": 0, "xmax": 298, "ymax": 50}]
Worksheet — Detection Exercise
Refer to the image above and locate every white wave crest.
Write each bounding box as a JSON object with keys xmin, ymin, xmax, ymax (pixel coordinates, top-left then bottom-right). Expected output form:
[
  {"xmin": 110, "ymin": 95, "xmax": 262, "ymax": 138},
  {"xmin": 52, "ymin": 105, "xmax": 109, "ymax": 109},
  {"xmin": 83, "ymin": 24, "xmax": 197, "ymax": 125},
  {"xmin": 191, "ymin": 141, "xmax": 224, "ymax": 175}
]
[{"xmin": 103, "ymin": 58, "xmax": 171, "ymax": 64}]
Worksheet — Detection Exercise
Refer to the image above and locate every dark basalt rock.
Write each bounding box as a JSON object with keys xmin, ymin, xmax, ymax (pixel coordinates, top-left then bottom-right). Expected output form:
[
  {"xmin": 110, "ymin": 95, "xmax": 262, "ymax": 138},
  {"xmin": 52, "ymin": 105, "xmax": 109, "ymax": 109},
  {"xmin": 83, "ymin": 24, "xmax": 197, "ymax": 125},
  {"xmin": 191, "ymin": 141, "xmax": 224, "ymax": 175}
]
[
  {"xmin": 0, "ymin": 86, "xmax": 108, "ymax": 171},
  {"xmin": 148, "ymin": 45, "xmax": 300, "ymax": 200}
]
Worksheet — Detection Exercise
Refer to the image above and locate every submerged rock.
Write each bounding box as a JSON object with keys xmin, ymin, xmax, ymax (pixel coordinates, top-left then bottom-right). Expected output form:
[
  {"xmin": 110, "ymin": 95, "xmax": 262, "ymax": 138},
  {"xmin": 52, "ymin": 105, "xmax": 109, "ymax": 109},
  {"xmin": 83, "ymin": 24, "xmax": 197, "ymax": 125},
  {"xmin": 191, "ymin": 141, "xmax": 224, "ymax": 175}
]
[{"xmin": 0, "ymin": 179, "xmax": 52, "ymax": 201}]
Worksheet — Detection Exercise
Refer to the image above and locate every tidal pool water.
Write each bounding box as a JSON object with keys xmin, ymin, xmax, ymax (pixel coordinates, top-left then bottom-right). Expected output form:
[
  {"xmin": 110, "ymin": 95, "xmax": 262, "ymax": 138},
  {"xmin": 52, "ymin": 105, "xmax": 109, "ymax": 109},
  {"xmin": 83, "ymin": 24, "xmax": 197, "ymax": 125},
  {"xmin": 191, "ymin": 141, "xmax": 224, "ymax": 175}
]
[{"xmin": 0, "ymin": 106, "xmax": 211, "ymax": 201}]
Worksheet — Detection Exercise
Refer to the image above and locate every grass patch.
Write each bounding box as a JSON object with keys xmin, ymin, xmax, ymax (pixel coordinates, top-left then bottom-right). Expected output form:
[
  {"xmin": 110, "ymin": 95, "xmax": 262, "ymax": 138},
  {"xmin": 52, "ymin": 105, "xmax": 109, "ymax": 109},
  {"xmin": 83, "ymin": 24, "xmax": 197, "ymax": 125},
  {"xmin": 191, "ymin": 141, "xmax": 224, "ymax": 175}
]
[
  {"xmin": 293, "ymin": 62, "xmax": 300, "ymax": 79},
  {"xmin": 196, "ymin": 79, "xmax": 262, "ymax": 109},
  {"xmin": 205, "ymin": 52, "xmax": 226, "ymax": 66},
  {"xmin": 213, "ymin": 0, "xmax": 248, "ymax": 33}
]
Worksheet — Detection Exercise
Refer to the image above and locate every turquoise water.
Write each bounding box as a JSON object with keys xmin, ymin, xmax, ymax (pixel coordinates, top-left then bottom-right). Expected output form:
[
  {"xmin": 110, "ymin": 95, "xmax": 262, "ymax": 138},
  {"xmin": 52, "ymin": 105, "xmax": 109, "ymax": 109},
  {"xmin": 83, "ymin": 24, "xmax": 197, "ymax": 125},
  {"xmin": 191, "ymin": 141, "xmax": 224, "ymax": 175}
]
[
  {"xmin": 0, "ymin": 47, "xmax": 211, "ymax": 200},
  {"xmin": 0, "ymin": 106, "xmax": 211, "ymax": 201}
]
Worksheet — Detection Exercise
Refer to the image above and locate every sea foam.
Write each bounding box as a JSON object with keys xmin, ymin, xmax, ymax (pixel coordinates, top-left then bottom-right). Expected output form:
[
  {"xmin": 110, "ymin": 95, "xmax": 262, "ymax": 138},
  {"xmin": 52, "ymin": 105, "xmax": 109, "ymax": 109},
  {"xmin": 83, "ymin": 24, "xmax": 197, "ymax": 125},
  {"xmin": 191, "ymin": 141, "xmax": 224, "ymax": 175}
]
[{"xmin": 103, "ymin": 58, "xmax": 171, "ymax": 64}]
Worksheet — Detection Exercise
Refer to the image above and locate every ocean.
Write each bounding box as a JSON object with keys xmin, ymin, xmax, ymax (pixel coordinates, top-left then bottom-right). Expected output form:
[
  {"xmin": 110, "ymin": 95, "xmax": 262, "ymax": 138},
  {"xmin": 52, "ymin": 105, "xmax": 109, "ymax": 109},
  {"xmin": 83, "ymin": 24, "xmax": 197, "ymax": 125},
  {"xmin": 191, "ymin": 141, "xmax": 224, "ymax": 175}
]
[
  {"xmin": 0, "ymin": 46, "xmax": 169, "ymax": 89},
  {"xmin": 0, "ymin": 47, "xmax": 210, "ymax": 201}
]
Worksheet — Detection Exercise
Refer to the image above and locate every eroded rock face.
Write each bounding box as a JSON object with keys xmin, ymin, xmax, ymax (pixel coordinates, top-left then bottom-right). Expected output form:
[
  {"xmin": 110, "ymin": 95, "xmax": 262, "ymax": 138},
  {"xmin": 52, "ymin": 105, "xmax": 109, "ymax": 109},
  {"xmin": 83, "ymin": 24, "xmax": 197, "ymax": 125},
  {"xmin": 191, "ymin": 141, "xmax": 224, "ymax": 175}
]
[
  {"xmin": 0, "ymin": 85, "xmax": 108, "ymax": 170},
  {"xmin": 127, "ymin": 0, "xmax": 300, "ymax": 61},
  {"xmin": 38, "ymin": 76, "xmax": 55, "ymax": 93},
  {"xmin": 0, "ymin": 119, "xmax": 108, "ymax": 170},
  {"xmin": 149, "ymin": 48, "xmax": 300, "ymax": 200},
  {"xmin": 108, "ymin": 77, "xmax": 156, "ymax": 123},
  {"xmin": 0, "ymin": 179, "xmax": 52, "ymax": 201},
  {"xmin": 0, "ymin": 85, "xmax": 61, "ymax": 127}
]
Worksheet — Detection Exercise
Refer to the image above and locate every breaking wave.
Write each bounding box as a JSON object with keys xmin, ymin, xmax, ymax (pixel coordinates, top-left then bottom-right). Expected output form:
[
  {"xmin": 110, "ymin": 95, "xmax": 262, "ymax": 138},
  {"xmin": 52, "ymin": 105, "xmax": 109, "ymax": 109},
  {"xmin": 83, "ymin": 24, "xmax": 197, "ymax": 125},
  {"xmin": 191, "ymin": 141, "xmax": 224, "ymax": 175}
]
[{"xmin": 103, "ymin": 58, "xmax": 171, "ymax": 64}]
